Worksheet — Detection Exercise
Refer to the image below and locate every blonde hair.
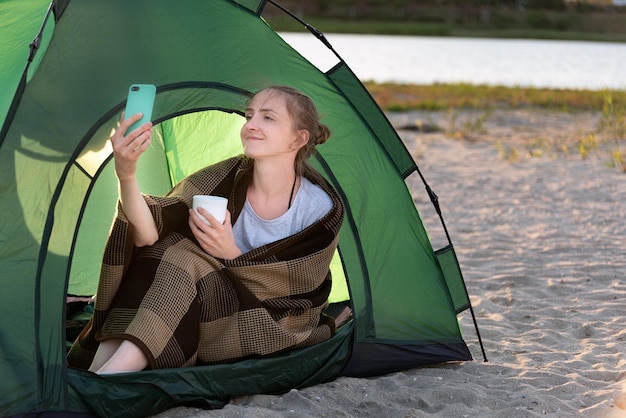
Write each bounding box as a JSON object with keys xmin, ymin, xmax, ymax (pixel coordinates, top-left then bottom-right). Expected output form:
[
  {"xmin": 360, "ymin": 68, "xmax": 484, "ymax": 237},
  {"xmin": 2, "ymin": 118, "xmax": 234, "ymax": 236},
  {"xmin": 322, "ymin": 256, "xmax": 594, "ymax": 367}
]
[{"xmin": 252, "ymin": 85, "xmax": 331, "ymax": 176}]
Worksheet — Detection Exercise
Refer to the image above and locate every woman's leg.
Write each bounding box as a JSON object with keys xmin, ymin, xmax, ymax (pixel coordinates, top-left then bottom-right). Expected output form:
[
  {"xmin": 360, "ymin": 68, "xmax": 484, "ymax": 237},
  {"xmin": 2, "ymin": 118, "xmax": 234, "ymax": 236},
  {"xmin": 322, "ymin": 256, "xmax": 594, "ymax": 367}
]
[
  {"xmin": 88, "ymin": 339, "xmax": 122, "ymax": 372},
  {"xmin": 94, "ymin": 339, "xmax": 149, "ymax": 374},
  {"xmin": 87, "ymin": 236, "xmax": 201, "ymax": 372}
]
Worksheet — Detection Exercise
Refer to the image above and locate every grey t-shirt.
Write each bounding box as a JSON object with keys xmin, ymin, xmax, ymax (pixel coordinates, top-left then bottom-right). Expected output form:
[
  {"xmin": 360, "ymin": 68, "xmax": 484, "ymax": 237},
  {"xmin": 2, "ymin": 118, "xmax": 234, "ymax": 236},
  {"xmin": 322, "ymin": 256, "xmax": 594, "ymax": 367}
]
[{"xmin": 232, "ymin": 177, "xmax": 333, "ymax": 254}]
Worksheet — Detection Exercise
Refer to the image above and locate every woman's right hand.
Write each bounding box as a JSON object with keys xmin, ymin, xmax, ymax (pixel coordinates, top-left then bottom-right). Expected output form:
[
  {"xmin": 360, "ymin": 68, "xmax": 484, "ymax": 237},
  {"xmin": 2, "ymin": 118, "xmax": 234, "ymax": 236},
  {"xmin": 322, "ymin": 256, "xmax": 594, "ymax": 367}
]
[
  {"xmin": 110, "ymin": 112, "xmax": 159, "ymax": 247},
  {"xmin": 111, "ymin": 112, "xmax": 153, "ymax": 181}
]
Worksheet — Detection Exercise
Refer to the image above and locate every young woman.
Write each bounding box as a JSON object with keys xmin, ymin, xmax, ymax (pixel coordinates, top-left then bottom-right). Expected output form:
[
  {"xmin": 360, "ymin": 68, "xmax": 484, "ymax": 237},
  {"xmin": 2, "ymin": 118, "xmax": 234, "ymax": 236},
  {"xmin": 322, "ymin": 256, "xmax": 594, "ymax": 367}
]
[{"xmin": 67, "ymin": 86, "xmax": 344, "ymax": 374}]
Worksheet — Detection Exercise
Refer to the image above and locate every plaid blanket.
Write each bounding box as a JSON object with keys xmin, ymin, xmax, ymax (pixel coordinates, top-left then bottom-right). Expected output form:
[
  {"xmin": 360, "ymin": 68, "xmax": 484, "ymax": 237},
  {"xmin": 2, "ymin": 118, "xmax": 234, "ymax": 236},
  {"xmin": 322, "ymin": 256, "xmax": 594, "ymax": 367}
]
[{"xmin": 67, "ymin": 156, "xmax": 344, "ymax": 370}]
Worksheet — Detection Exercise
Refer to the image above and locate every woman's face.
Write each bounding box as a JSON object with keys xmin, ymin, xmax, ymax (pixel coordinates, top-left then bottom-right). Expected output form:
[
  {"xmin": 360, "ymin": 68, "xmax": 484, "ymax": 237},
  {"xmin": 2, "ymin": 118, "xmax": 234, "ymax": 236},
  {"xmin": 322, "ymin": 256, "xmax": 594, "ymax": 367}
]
[{"xmin": 241, "ymin": 90, "xmax": 305, "ymax": 161}]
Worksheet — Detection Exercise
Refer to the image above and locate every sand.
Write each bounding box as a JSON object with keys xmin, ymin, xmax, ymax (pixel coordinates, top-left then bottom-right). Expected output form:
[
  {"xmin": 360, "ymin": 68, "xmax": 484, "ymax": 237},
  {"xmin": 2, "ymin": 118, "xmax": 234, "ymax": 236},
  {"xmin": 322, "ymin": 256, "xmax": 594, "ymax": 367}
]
[{"xmin": 153, "ymin": 109, "xmax": 626, "ymax": 418}]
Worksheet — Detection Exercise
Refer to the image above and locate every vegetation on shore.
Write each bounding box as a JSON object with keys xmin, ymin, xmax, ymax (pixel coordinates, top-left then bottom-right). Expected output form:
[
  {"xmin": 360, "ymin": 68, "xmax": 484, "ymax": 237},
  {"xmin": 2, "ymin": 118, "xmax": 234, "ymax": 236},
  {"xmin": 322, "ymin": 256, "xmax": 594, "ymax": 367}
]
[
  {"xmin": 363, "ymin": 82, "xmax": 625, "ymax": 112},
  {"xmin": 492, "ymin": 89, "xmax": 626, "ymax": 171},
  {"xmin": 371, "ymin": 82, "xmax": 626, "ymax": 171}
]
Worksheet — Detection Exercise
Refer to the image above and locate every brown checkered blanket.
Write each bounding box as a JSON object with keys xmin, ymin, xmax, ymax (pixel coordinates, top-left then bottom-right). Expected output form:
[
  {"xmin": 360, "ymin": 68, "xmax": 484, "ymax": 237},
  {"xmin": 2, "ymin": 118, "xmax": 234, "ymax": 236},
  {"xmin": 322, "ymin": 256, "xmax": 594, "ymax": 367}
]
[{"xmin": 67, "ymin": 156, "xmax": 344, "ymax": 370}]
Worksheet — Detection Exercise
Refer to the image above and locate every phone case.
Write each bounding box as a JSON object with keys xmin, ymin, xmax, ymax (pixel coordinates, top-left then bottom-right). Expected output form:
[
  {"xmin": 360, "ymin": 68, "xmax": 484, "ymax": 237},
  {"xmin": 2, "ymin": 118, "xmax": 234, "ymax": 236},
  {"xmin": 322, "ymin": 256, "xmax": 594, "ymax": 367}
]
[{"xmin": 124, "ymin": 84, "xmax": 156, "ymax": 132}]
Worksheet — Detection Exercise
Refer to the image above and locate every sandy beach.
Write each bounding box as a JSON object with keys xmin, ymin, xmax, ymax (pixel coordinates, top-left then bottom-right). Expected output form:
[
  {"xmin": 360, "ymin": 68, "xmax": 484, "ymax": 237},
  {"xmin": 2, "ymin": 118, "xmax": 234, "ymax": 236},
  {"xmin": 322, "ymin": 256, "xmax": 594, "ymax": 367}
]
[{"xmin": 153, "ymin": 109, "xmax": 626, "ymax": 418}]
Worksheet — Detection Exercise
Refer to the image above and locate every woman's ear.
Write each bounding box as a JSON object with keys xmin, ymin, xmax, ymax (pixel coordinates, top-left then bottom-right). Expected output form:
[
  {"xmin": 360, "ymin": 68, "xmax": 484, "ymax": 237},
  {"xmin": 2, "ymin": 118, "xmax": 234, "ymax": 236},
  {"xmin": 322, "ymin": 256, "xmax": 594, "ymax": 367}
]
[{"xmin": 292, "ymin": 129, "xmax": 309, "ymax": 150}]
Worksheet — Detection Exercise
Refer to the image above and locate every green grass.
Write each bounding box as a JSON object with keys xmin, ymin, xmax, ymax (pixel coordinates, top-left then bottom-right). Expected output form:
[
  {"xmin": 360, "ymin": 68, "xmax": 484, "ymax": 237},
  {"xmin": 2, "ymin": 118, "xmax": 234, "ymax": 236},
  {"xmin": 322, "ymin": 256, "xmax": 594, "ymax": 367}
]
[
  {"xmin": 366, "ymin": 83, "xmax": 626, "ymax": 168},
  {"xmin": 363, "ymin": 82, "xmax": 626, "ymax": 112},
  {"xmin": 470, "ymin": 88, "xmax": 625, "ymax": 169},
  {"xmin": 362, "ymin": 83, "xmax": 626, "ymax": 170}
]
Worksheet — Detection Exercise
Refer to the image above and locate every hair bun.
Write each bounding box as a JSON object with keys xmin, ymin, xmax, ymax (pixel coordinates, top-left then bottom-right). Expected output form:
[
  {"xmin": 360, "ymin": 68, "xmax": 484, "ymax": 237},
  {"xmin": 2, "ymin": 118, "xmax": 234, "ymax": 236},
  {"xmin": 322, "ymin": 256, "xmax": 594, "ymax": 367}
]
[{"xmin": 316, "ymin": 123, "xmax": 331, "ymax": 146}]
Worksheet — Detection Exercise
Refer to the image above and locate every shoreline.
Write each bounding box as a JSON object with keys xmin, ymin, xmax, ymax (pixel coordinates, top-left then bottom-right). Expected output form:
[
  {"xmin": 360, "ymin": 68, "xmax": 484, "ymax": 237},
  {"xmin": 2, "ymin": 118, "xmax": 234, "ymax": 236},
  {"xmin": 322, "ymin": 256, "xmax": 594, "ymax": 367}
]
[{"xmin": 364, "ymin": 82, "xmax": 626, "ymax": 113}]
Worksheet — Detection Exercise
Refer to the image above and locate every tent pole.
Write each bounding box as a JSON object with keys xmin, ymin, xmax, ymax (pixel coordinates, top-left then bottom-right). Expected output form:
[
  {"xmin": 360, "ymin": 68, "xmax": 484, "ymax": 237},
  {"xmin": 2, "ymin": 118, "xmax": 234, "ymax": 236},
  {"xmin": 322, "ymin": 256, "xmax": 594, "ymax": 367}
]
[
  {"xmin": 419, "ymin": 168, "xmax": 488, "ymax": 362},
  {"xmin": 0, "ymin": 0, "xmax": 56, "ymax": 145},
  {"xmin": 267, "ymin": 0, "xmax": 341, "ymax": 59},
  {"xmin": 468, "ymin": 304, "xmax": 488, "ymax": 362}
]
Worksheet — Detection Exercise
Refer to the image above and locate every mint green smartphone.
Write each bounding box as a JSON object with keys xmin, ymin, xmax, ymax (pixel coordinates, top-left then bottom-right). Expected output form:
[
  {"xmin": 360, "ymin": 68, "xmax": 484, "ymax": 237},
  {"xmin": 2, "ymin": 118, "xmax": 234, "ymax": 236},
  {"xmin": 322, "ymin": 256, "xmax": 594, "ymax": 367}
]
[{"xmin": 124, "ymin": 84, "xmax": 156, "ymax": 132}]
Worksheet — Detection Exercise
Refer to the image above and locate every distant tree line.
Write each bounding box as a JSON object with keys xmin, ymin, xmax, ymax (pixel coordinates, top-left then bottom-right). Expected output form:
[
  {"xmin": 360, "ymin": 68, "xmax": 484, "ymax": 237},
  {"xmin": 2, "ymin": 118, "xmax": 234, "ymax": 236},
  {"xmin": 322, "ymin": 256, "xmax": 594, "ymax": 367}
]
[
  {"xmin": 303, "ymin": 0, "xmax": 618, "ymax": 14},
  {"xmin": 267, "ymin": 0, "xmax": 626, "ymax": 39},
  {"xmin": 439, "ymin": 0, "xmax": 566, "ymax": 9},
  {"xmin": 276, "ymin": 0, "xmax": 625, "ymax": 21}
]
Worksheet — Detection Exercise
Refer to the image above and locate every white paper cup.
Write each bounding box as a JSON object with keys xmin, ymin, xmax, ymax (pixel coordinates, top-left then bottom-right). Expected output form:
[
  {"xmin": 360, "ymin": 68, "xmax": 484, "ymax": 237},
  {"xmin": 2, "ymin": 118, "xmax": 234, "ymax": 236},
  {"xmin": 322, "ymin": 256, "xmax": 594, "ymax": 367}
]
[{"xmin": 192, "ymin": 195, "xmax": 228, "ymax": 225}]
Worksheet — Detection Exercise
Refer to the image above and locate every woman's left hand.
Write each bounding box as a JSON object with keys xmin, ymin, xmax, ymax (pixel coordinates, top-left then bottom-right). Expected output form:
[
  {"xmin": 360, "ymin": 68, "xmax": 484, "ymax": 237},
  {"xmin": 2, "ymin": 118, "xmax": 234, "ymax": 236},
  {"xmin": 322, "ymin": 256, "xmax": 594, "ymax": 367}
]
[{"xmin": 188, "ymin": 208, "xmax": 242, "ymax": 260}]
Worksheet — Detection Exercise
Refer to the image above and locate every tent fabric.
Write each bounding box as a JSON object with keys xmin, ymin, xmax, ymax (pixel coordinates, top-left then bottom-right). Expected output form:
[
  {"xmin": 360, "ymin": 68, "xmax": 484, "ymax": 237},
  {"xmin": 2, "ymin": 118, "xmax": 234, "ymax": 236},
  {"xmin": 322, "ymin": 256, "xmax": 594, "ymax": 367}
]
[
  {"xmin": 0, "ymin": 0, "xmax": 478, "ymax": 416},
  {"xmin": 66, "ymin": 323, "xmax": 354, "ymax": 416}
]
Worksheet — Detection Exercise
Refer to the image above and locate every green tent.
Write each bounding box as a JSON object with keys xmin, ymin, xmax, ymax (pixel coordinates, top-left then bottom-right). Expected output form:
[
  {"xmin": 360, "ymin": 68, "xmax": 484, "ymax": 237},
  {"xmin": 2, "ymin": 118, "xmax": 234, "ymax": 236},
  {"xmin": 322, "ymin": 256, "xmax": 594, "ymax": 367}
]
[{"xmin": 0, "ymin": 0, "xmax": 485, "ymax": 416}]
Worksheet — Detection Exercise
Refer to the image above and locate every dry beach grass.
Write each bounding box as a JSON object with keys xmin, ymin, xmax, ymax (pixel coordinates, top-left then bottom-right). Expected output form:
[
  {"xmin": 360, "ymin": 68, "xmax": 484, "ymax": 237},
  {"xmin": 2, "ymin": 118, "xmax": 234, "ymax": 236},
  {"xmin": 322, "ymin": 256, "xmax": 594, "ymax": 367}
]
[{"xmin": 152, "ymin": 108, "xmax": 626, "ymax": 417}]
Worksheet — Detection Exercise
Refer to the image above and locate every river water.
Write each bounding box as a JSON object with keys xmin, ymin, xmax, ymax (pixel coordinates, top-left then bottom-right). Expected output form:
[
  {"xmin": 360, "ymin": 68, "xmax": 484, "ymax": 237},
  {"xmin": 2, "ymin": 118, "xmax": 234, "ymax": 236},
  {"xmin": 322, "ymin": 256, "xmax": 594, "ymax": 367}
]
[{"xmin": 280, "ymin": 33, "xmax": 626, "ymax": 91}]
